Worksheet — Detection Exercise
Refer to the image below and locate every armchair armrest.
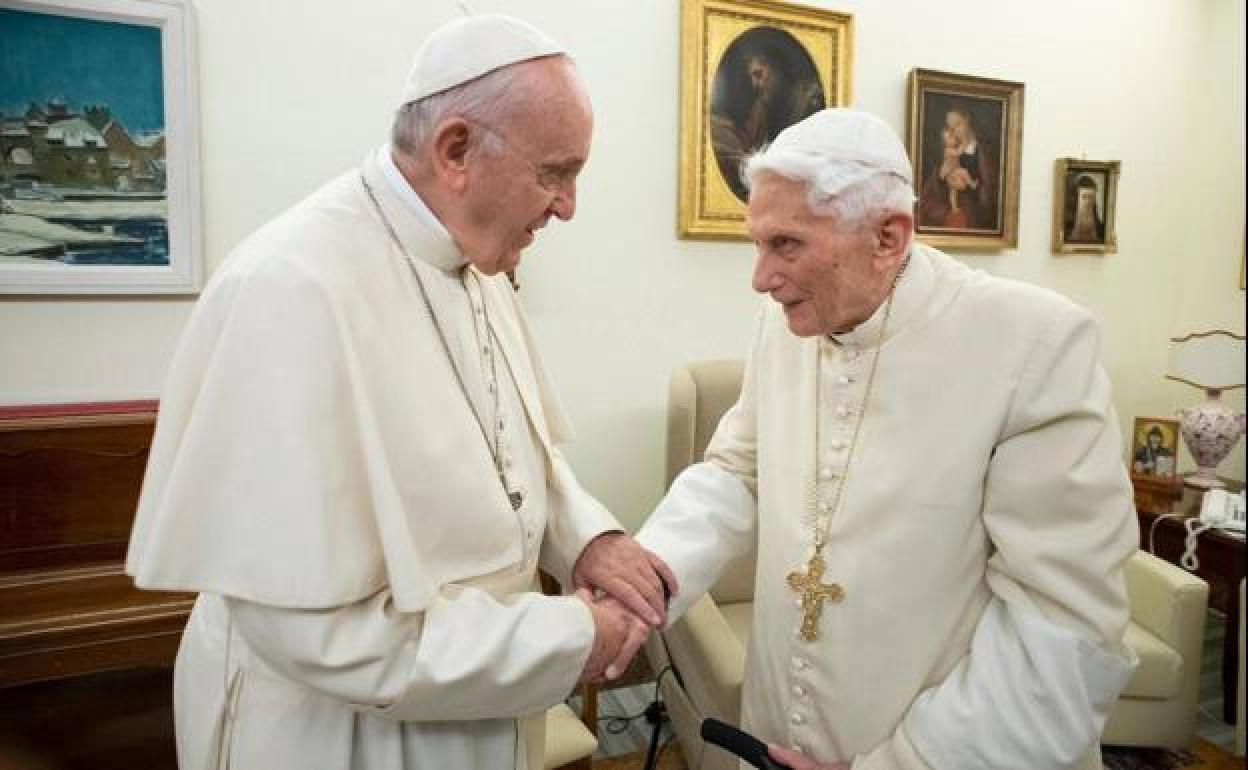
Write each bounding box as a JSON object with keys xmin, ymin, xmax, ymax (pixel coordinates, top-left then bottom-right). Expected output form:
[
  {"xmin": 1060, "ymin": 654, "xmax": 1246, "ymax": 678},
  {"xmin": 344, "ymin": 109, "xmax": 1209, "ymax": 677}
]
[
  {"xmin": 1124, "ymin": 551, "xmax": 1209, "ymax": 649},
  {"xmin": 662, "ymin": 594, "xmax": 747, "ymax": 721}
]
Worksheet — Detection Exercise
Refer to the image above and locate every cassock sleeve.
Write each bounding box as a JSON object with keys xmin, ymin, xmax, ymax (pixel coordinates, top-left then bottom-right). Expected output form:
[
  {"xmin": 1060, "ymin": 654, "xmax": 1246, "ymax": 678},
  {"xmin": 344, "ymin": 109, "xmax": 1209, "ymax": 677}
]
[
  {"xmin": 636, "ymin": 313, "xmax": 763, "ymax": 622},
  {"xmin": 539, "ymin": 446, "xmax": 627, "ymax": 590},
  {"xmin": 226, "ymin": 585, "xmax": 594, "ymax": 722},
  {"xmin": 855, "ymin": 302, "xmax": 1138, "ymax": 770}
]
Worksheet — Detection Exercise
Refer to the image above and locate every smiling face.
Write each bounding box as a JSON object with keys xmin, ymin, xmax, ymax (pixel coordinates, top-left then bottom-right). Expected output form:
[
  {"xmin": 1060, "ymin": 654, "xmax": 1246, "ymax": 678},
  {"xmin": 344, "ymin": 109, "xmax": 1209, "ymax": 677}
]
[
  {"xmin": 747, "ymin": 173, "xmax": 898, "ymax": 337},
  {"xmin": 456, "ymin": 58, "xmax": 593, "ymax": 275}
]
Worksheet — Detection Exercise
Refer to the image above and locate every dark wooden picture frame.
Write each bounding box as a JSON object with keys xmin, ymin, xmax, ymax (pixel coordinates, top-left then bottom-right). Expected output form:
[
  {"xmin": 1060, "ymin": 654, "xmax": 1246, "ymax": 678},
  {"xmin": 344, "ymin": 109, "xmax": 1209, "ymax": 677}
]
[{"xmin": 907, "ymin": 68, "xmax": 1023, "ymax": 251}]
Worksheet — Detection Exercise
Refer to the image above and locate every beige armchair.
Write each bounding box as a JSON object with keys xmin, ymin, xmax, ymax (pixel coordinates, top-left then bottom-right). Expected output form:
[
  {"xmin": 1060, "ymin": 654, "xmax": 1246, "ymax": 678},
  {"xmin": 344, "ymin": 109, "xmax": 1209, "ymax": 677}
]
[
  {"xmin": 1100, "ymin": 552, "xmax": 1209, "ymax": 748},
  {"xmin": 545, "ymin": 700, "xmax": 597, "ymax": 770},
  {"xmin": 645, "ymin": 360, "xmax": 1211, "ymax": 767},
  {"xmin": 644, "ymin": 359, "xmax": 752, "ymax": 770}
]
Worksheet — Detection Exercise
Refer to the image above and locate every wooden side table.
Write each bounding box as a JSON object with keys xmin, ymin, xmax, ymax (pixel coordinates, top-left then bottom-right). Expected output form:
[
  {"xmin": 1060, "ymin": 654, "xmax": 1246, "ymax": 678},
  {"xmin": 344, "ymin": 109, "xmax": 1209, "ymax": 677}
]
[{"xmin": 1137, "ymin": 503, "xmax": 1245, "ymax": 723}]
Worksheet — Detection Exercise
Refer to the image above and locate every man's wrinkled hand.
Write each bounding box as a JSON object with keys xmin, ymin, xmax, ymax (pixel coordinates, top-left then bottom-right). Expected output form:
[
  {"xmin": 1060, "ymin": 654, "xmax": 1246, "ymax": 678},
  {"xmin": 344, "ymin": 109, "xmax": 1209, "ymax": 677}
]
[
  {"xmin": 768, "ymin": 744, "xmax": 850, "ymax": 770},
  {"xmin": 573, "ymin": 532, "xmax": 678, "ymax": 627},
  {"xmin": 575, "ymin": 588, "xmax": 649, "ymax": 684}
]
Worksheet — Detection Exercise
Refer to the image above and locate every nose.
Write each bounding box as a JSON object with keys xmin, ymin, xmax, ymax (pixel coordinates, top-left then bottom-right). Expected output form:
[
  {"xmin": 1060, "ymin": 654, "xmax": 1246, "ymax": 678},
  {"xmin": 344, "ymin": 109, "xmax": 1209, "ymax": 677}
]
[
  {"xmin": 751, "ymin": 250, "xmax": 780, "ymax": 294},
  {"xmin": 550, "ymin": 183, "xmax": 576, "ymax": 221}
]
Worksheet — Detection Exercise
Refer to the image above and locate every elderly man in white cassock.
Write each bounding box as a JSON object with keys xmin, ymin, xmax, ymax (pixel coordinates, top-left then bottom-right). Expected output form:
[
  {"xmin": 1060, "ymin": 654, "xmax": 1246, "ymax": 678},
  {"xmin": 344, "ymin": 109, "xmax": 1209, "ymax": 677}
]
[
  {"xmin": 125, "ymin": 14, "xmax": 676, "ymax": 770},
  {"xmin": 637, "ymin": 108, "xmax": 1139, "ymax": 770}
]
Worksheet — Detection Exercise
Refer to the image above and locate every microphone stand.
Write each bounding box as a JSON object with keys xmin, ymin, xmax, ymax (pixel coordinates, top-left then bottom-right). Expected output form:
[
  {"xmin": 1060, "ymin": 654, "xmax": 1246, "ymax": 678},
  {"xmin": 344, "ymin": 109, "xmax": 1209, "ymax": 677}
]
[
  {"xmin": 641, "ymin": 576, "xmax": 675, "ymax": 770},
  {"xmin": 640, "ymin": 699, "xmax": 666, "ymax": 770}
]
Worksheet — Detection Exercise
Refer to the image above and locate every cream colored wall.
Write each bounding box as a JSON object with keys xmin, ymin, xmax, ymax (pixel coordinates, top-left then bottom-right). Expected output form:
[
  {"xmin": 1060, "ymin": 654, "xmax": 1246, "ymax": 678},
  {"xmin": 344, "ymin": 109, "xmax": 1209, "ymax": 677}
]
[{"xmin": 0, "ymin": 0, "xmax": 1243, "ymax": 528}]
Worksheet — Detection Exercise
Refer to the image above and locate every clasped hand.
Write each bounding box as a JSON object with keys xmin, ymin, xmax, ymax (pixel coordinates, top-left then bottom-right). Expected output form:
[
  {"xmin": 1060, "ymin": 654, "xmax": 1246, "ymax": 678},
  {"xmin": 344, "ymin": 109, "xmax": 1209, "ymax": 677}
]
[
  {"xmin": 573, "ymin": 532, "xmax": 677, "ymax": 683},
  {"xmin": 572, "ymin": 536, "xmax": 848, "ymax": 768}
]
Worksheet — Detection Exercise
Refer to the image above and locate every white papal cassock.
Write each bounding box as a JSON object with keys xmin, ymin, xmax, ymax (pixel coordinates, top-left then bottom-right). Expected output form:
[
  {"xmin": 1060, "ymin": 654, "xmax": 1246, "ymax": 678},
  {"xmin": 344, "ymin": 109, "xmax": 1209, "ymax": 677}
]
[
  {"xmin": 639, "ymin": 244, "xmax": 1139, "ymax": 770},
  {"xmin": 126, "ymin": 147, "xmax": 619, "ymax": 770}
]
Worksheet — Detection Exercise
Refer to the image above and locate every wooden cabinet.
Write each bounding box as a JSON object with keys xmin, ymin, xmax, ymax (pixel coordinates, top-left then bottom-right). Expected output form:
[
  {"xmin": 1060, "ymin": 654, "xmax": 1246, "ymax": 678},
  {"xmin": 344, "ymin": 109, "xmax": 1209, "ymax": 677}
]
[
  {"xmin": 0, "ymin": 402, "xmax": 189, "ymax": 769},
  {"xmin": 0, "ymin": 401, "xmax": 194, "ymax": 688}
]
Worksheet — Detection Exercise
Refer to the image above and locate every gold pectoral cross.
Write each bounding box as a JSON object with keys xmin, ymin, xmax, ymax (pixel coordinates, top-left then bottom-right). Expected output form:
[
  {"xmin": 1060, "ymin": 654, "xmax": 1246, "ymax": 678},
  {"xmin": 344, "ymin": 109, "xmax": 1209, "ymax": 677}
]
[{"xmin": 786, "ymin": 551, "xmax": 844, "ymax": 642}]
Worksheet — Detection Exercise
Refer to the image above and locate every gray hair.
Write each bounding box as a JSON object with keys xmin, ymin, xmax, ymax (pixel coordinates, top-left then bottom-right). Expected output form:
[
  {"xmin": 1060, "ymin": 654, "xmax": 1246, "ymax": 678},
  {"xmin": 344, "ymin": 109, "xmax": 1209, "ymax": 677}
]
[
  {"xmin": 391, "ymin": 56, "xmax": 566, "ymax": 157},
  {"xmin": 744, "ymin": 151, "xmax": 916, "ymax": 229}
]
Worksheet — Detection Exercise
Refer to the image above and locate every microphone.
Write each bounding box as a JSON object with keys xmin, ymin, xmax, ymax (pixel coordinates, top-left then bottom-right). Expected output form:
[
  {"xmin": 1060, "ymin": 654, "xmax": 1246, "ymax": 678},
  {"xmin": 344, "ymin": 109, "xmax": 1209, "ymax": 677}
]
[{"xmin": 700, "ymin": 718, "xmax": 792, "ymax": 770}]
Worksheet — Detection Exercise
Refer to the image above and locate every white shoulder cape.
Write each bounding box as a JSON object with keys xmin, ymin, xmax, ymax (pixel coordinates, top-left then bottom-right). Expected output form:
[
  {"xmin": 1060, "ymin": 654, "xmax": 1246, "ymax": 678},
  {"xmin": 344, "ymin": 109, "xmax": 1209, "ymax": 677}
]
[{"xmin": 126, "ymin": 153, "xmax": 575, "ymax": 613}]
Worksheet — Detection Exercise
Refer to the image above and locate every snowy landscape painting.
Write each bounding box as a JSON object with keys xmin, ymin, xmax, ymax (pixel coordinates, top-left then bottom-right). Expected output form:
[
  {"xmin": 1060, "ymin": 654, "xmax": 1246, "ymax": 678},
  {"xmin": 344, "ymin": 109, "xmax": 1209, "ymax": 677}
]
[{"xmin": 0, "ymin": 0, "xmax": 200, "ymax": 293}]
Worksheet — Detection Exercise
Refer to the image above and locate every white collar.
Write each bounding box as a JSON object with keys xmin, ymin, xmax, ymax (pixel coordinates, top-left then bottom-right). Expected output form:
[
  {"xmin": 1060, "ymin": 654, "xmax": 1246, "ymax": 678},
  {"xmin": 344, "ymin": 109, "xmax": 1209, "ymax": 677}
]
[
  {"xmin": 828, "ymin": 243, "xmax": 935, "ymax": 349},
  {"xmin": 365, "ymin": 145, "xmax": 465, "ymax": 271},
  {"xmin": 377, "ymin": 144, "xmax": 452, "ymax": 241}
]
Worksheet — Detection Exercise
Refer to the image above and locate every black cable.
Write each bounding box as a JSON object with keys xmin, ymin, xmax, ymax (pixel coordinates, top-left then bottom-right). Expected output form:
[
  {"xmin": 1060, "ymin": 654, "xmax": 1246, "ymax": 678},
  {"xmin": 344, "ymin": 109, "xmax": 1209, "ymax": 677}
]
[
  {"xmin": 654, "ymin": 663, "xmax": 680, "ymax": 694},
  {"xmin": 641, "ymin": 700, "xmax": 665, "ymax": 770},
  {"xmin": 650, "ymin": 665, "xmax": 669, "ymax": 700},
  {"xmin": 597, "ymin": 665, "xmax": 678, "ymax": 735},
  {"xmin": 641, "ymin": 664, "xmax": 681, "ymax": 770},
  {"xmin": 599, "ymin": 710, "xmax": 647, "ymax": 735}
]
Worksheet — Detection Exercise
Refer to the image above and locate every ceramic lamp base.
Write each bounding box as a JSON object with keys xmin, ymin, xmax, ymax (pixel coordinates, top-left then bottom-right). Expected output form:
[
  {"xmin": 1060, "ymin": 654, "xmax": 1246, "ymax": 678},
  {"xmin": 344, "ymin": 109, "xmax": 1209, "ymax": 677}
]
[{"xmin": 1177, "ymin": 390, "xmax": 1246, "ymax": 491}]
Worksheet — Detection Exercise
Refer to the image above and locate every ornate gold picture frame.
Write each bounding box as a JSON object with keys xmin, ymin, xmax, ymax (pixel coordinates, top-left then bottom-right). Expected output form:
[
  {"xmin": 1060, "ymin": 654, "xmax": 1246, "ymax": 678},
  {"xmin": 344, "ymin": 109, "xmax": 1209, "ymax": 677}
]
[
  {"xmin": 1129, "ymin": 417, "xmax": 1181, "ymax": 484},
  {"xmin": 1052, "ymin": 158, "xmax": 1120, "ymax": 255},
  {"xmin": 907, "ymin": 68, "xmax": 1023, "ymax": 252},
  {"xmin": 678, "ymin": 0, "xmax": 853, "ymax": 241}
]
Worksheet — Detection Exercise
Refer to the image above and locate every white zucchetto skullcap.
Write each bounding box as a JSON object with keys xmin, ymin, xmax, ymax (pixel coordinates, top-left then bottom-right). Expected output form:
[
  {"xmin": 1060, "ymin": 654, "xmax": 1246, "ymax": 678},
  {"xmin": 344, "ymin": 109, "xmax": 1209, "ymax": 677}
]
[
  {"xmin": 758, "ymin": 107, "xmax": 913, "ymax": 193},
  {"xmin": 399, "ymin": 14, "xmax": 565, "ymax": 105}
]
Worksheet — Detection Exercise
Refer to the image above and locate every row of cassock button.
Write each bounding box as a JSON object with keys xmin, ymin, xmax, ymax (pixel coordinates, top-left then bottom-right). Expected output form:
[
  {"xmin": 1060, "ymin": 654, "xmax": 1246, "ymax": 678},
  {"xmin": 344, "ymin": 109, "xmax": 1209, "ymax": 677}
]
[
  {"xmin": 471, "ymin": 299, "xmax": 538, "ymax": 551},
  {"xmin": 787, "ymin": 341, "xmax": 867, "ymax": 755}
]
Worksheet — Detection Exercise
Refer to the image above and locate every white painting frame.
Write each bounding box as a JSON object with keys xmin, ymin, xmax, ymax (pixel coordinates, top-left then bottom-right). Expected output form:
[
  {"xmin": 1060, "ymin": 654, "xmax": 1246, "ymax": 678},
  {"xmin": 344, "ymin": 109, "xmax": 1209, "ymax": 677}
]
[{"xmin": 0, "ymin": 0, "xmax": 201, "ymax": 294}]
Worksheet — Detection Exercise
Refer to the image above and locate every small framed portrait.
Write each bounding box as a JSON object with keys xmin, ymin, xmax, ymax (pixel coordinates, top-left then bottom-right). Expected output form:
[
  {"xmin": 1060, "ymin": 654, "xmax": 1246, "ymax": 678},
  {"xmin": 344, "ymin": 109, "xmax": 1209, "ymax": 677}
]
[
  {"xmin": 678, "ymin": 0, "xmax": 853, "ymax": 240},
  {"xmin": 1130, "ymin": 417, "xmax": 1181, "ymax": 483},
  {"xmin": 0, "ymin": 0, "xmax": 201, "ymax": 294},
  {"xmin": 1052, "ymin": 159, "xmax": 1120, "ymax": 255},
  {"xmin": 907, "ymin": 68, "xmax": 1024, "ymax": 252}
]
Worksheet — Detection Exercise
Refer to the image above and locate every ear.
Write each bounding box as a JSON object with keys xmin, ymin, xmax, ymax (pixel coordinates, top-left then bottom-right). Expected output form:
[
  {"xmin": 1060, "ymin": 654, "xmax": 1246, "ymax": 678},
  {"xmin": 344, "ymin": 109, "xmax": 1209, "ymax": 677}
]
[
  {"xmin": 873, "ymin": 212, "xmax": 913, "ymax": 271},
  {"xmin": 430, "ymin": 118, "xmax": 474, "ymax": 192}
]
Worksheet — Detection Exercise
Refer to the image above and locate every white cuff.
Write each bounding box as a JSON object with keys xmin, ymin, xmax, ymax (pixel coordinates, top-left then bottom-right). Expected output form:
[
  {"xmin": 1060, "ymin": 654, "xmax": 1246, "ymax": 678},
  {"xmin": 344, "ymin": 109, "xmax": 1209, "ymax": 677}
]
[{"xmin": 636, "ymin": 461, "xmax": 756, "ymax": 622}]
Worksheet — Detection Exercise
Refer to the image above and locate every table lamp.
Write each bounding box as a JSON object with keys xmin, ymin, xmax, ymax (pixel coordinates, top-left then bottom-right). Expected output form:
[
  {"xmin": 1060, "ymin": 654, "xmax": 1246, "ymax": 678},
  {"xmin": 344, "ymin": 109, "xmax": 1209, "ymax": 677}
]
[{"xmin": 1165, "ymin": 329, "xmax": 1247, "ymax": 489}]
